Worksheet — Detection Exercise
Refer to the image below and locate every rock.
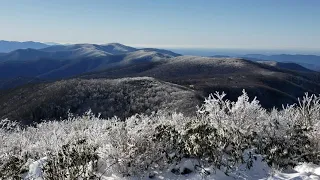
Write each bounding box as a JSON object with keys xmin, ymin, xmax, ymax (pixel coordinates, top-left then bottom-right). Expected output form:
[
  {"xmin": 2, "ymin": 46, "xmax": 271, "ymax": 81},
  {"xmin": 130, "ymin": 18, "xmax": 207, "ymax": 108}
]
[
  {"xmin": 148, "ymin": 172, "xmax": 156, "ymax": 179},
  {"xmin": 180, "ymin": 167, "xmax": 193, "ymax": 175},
  {"xmin": 171, "ymin": 168, "xmax": 180, "ymax": 175}
]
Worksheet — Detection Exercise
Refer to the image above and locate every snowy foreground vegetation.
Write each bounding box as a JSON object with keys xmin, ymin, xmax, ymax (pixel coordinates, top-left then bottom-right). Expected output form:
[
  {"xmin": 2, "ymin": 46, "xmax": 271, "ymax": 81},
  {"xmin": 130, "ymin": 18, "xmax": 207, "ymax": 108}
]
[{"xmin": 1, "ymin": 90, "xmax": 320, "ymax": 179}]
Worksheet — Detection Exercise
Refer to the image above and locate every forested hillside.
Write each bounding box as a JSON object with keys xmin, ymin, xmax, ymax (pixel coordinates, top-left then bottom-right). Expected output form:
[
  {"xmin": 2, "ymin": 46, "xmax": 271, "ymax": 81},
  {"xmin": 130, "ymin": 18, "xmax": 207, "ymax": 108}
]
[{"xmin": 0, "ymin": 77, "xmax": 202, "ymax": 124}]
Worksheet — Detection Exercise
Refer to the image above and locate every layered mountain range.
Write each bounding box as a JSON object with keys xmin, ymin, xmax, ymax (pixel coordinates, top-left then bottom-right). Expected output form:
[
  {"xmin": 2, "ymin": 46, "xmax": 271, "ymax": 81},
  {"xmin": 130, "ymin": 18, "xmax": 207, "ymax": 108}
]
[
  {"xmin": 0, "ymin": 41, "xmax": 319, "ymax": 124},
  {"xmin": 0, "ymin": 43, "xmax": 180, "ymax": 80}
]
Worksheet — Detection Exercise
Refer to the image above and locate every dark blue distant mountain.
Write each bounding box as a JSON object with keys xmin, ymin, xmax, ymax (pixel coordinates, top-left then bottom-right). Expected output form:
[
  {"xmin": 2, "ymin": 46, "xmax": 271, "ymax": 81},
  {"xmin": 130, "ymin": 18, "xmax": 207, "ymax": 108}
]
[
  {"xmin": 256, "ymin": 61, "xmax": 314, "ymax": 72},
  {"xmin": 0, "ymin": 40, "xmax": 49, "ymax": 53},
  {"xmin": 243, "ymin": 54, "xmax": 320, "ymax": 71}
]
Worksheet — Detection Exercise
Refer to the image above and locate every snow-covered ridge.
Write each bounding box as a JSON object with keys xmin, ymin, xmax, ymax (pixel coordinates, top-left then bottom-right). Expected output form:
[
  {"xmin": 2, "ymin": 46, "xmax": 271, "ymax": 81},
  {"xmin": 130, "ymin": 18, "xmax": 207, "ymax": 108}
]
[
  {"xmin": 122, "ymin": 50, "xmax": 173, "ymax": 64},
  {"xmin": 0, "ymin": 43, "xmax": 179, "ymax": 62},
  {"xmin": 104, "ymin": 43, "xmax": 137, "ymax": 52}
]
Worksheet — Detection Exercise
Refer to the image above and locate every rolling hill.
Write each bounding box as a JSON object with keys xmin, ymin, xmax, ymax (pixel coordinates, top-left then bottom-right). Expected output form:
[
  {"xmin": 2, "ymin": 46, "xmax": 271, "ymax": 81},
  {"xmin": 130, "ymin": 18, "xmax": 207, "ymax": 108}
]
[
  {"xmin": 0, "ymin": 77, "xmax": 202, "ymax": 125},
  {"xmin": 80, "ymin": 56, "xmax": 320, "ymax": 109}
]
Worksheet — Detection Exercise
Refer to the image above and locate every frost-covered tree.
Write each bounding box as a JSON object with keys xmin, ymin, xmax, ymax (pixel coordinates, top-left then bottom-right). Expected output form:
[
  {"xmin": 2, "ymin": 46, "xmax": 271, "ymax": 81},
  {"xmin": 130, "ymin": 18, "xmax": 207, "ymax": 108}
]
[{"xmin": 1, "ymin": 90, "xmax": 320, "ymax": 179}]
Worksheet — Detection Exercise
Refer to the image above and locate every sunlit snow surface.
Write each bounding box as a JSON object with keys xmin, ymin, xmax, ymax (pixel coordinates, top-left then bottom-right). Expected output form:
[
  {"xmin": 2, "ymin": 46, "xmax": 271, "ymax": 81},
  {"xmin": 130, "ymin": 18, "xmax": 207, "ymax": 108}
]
[{"xmin": 25, "ymin": 157, "xmax": 320, "ymax": 180}]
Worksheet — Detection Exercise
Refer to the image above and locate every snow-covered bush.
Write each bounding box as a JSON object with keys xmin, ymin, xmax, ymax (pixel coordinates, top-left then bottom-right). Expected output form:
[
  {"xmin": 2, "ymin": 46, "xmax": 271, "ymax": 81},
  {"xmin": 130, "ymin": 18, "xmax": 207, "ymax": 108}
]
[
  {"xmin": 193, "ymin": 90, "xmax": 266, "ymax": 172},
  {"xmin": 100, "ymin": 112, "xmax": 189, "ymax": 176},
  {"xmin": 197, "ymin": 91, "xmax": 320, "ymax": 169},
  {"xmin": 0, "ymin": 154, "xmax": 29, "ymax": 179},
  {"xmin": 1, "ymin": 90, "xmax": 320, "ymax": 179},
  {"xmin": 256, "ymin": 93, "xmax": 320, "ymax": 168},
  {"xmin": 42, "ymin": 139, "xmax": 99, "ymax": 179}
]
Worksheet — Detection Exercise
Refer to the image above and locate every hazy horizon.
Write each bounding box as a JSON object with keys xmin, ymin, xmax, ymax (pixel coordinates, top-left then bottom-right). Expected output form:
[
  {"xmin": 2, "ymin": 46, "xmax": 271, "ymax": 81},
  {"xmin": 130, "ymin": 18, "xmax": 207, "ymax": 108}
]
[
  {"xmin": 1, "ymin": 39, "xmax": 320, "ymax": 56},
  {"xmin": 1, "ymin": 0, "xmax": 320, "ymax": 51}
]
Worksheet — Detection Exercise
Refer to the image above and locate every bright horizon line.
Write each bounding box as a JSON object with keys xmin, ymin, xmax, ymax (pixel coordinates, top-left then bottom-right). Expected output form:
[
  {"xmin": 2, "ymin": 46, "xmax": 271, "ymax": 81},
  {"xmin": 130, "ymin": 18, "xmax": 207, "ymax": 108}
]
[
  {"xmin": 2, "ymin": 39, "xmax": 320, "ymax": 53},
  {"xmin": 48, "ymin": 41, "xmax": 320, "ymax": 51},
  {"xmin": 2, "ymin": 1, "xmax": 320, "ymax": 52},
  {"xmin": 50, "ymin": 42, "xmax": 320, "ymax": 52}
]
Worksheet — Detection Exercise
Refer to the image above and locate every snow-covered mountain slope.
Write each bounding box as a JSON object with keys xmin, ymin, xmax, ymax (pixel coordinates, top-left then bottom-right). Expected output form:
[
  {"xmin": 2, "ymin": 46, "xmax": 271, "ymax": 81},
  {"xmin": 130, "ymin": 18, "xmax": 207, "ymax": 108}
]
[
  {"xmin": 139, "ymin": 56, "xmax": 264, "ymax": 77},
  {"xmin": 0, "ymin": 77, "xmax": 202, "ymax": 124},
  {"xmin": 0, "ymin": 46, "xmax": 176, "ymax": 81},
  {"xmin": 41, "ymin": 43, "xmax": 137, "ymax": 55},
  {"xmin": 81, "ymin": 56, "xmax": 320, "ymax": 109},
  {"xmin": 0, "ymin": 43, "xmax": 180, "ymax": 62},
  {"xmin": 0, "ymin": 47, "xmax": 319, "ymax": 111},
  {"xmin": 100, "ymin": 43, "xmax": 138, "ymax": 54},
  {"xmin": 0, "ymin": 44, "xmax": 112, "ymax": 62},
  {"xmin": 121, "ymin": 49, "xmax": 174, "ymax": 64}
]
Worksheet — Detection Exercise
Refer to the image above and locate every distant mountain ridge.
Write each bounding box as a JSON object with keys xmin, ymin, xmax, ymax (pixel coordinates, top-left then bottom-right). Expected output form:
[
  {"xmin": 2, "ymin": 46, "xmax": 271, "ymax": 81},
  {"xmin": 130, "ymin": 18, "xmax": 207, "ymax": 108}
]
[
  {"xmin": 0, "ymin": 40, "xmax": 49, "ymax": 53},
  {"xmin": 243, "ymin": 54, "xmax": 320, "ymax": 71},
  {"xmin": 0, "ymin": 43, "xmax": 181, "ymax": 83},
  {"xmin": 40, "ymin": 43, "xmax": 137, "ymax": 55},
  {"xmin": 0, "ymin": 43, "xmax": 181, "ymax": 62},
  {"xmin": 256, "ymin": 61, "xmax": 313, "ymax": 72}
]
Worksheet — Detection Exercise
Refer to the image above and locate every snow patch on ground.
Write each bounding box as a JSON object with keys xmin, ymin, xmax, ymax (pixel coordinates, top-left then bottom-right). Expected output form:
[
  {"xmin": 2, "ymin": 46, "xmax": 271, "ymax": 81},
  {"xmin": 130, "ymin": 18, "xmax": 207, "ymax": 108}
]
[
  {"xmin": 24, "ymin": 157, "xmax": 47, "ymax": 180},
  {"xmin": 269, "ymin": 163, "xmax": 320, "ymax": 180},
  {"xmin": 24, "ymin": 157, "xmax": 320, "ymax": 180},
  {"xmin": 99, "ymin": 161, "xmax": 320, "ymax": 180}
]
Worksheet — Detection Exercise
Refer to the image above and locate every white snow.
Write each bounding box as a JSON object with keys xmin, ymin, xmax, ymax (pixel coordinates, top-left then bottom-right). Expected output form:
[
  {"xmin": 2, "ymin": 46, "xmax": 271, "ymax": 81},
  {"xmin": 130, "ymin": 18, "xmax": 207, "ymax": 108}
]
[
  {"xmin": 122, "ymin": 50, "xmax": 172, "ymax": 63},
  {"xmin": 106, "ymin": 43, "xmax": 133, "ymax": 52},
  {"xmin": 4, "ymin": 92, "xmax": 320, "ymax": 180},
  {"xmin": 24, "ymin": 157, "xmax": 47, "ymax": 180},
  {"xmin": 94, "ymin": 157, "xmax": 320, "ymax": 180},
  {"xmin": 269, "ymin": 163, "xmax": 320, "ymax": 180},
  {"xmin": 22, "ymin": 157, "xmax": 320, "ymax": 180}
]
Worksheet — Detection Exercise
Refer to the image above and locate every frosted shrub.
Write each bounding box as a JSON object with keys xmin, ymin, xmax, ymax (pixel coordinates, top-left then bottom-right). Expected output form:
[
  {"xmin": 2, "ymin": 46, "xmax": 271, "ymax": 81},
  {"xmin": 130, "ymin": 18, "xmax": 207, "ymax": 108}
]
[
  {"xmin": 0, "ymin": 112, "xmax": 112, "ymax": 179},
  {"xmin": 0, "ymin": 154, "xmax": 29, "ymax": 179},
  {"xmin": 198, "ymin": 90, "xmax": 267, "ymax": 134},
  {"xmin": 256, "ymin": 93, "xmax": 320, "ymax": 168},
  {"xmin": 196, "ymin": 90, "xmax": 320, "ymax": 170},
  {"xmin": 43, "ymin": 139, "xmax": 99, "ymax": 180},
  {"xmin": 101, "ymin": 113, "xmax": 189, "ymax": 176},
  {"xmin": 1, "ymin": 91, "xmax": 320, "ymax": 178},
  {"xmin": 189, "ymin": 90, "xmax": 266, "ymax": 172},
  {"xmin": 0, "ymin": 118, "xmax": 20, "ymax": 132}
]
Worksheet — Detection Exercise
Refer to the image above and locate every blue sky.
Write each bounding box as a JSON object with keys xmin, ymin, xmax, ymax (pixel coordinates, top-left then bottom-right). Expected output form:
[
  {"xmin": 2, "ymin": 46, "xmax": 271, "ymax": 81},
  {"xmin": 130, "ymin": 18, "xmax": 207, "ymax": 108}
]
[{"xmin": 0, "ymin": 0, "xmax": 319, "ymax": 50}]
